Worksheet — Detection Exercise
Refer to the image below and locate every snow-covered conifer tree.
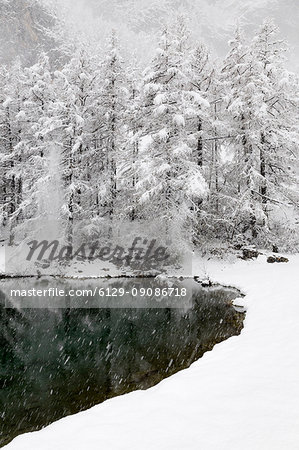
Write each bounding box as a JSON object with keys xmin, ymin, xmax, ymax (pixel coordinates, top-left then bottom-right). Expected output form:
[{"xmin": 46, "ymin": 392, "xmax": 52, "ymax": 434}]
[
  {"xmin": 221, "ymin": 22, "xmax": 299, "ymax": 243},
  {"xmin": 221, "ymin": 27, "xmax": 266, "ymax": 239},
  {"xmin": 136, "ymin": 20, "xmax": 208, "ymax": 243},
  {"xmin": 119, "ymin": 55, "xmax": 142, "ymax": 222},
  {"xmin": 96, "ymin": 32, "xmax": 128, "ymax": 227},
  {"xmin": 0, "ymin": 59, "xmax": 26, "ymax": 240},
  {"xmin": 250, "ymin": 20, "xmax": 299, "ymax": 218},
  {"xmin": 51, "ymin": 49, "xmax": 98, "ymax": 243}
]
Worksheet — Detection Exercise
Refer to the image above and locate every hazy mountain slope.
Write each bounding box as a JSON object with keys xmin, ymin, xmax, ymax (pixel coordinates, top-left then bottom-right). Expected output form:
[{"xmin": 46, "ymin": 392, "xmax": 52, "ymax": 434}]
[
  {"xmin": 62, "ymin": 0, "xmax": 298, "ymax": 70},
  {"xmin": 0, "ymin": 0, "xmax": 59, "ymax": 65},
  {"xmin": 1, "ymin": 0, "xmax": 298, "ymax": 70}
]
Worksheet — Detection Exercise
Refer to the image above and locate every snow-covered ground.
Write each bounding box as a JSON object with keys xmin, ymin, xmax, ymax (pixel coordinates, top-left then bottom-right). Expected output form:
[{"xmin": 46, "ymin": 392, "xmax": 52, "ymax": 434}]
[{"xmin": 4, "ymin": 254, "xmax": 299, "ymax": 450}]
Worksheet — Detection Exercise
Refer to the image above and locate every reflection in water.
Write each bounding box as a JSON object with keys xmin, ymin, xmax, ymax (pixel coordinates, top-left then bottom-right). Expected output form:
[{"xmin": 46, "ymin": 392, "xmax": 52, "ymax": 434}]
[{"xmin": 0, "ymin": 278, "xmax": 244, "ymax": 447}]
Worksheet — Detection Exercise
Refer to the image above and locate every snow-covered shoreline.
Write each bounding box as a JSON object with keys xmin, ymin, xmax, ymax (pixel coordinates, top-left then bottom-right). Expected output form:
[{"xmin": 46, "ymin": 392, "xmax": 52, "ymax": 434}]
[{"xmin": 4, "ymin": 254, "xmax": 299, "ymax": 450}]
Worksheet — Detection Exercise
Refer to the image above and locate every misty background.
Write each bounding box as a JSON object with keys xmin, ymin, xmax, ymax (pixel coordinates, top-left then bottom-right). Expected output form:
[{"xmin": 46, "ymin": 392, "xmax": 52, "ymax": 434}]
[{"xmin": 0, "ymin": 0, "xmax": 298, "ymax": 71}]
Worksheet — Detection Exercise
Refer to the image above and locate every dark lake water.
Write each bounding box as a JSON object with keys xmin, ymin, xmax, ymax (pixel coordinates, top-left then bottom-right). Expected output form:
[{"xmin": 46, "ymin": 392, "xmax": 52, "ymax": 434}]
[{"xmin": 0, "ymin": 278, "xmax": 245, "ymax": 448}]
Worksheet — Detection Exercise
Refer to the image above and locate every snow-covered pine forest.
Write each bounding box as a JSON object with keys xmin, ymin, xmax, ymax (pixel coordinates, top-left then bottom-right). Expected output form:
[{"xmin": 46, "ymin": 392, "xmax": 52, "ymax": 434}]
[{"xmin": 0, "ymin": 13, "xmax": 299, "ymax": 252}]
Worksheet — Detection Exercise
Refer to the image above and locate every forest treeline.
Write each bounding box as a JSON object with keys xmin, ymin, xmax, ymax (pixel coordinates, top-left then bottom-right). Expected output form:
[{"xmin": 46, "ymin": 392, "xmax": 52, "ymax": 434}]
[{"xmin": 0, "ymin": 17, "xmax": 298, "ymax": 251}]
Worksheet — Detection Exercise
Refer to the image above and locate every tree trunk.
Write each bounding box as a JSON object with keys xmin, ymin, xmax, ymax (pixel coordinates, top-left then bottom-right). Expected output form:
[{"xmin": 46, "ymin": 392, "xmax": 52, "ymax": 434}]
[
  {"xmin": 260, "ymin": 132, "xmax": 267, "ymax": 211},
  {"xmin": 197, "ymin": 118, "xmax": 203, "ymax": 167}
]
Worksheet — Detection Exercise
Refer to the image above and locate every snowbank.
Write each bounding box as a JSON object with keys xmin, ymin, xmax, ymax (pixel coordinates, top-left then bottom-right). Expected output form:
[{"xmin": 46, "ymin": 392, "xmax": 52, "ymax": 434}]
[{"xmin": 5, "ymin": 254, "xmax": 299, "ymax": 450}]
